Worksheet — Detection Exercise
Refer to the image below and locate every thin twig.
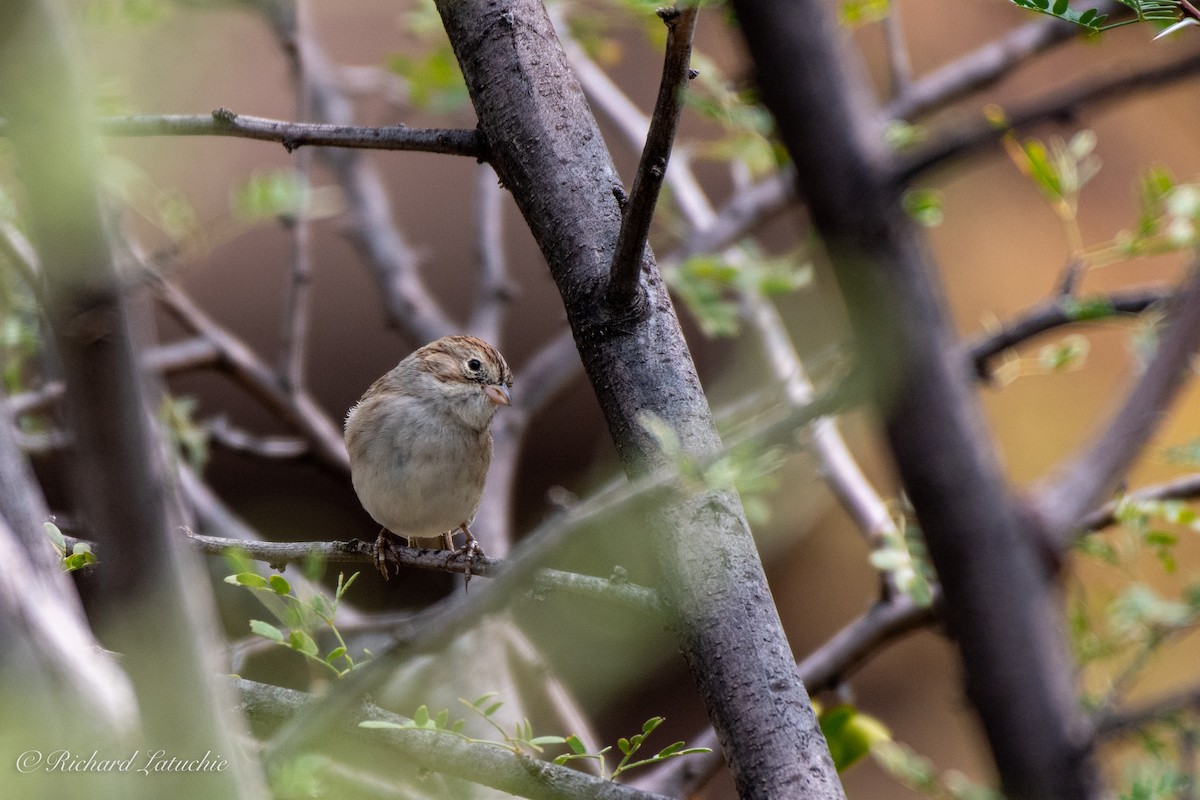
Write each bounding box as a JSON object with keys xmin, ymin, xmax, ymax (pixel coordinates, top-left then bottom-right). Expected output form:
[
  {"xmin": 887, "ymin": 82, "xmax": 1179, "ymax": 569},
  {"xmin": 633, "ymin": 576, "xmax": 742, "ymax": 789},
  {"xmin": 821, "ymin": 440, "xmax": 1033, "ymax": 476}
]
[
  {"xmin": 1093, "ymin": 682, "xmax": 1200, "ymax": 739},
  {"xmin": 667, "ymin": 170, "xmax": 795, "ymax": 263},
  {"xmin": 469, "ymin": 162, "xmax": 512, "ymax": 343},
  {"xmin": 556, "ymin": 8, "xmax": 715, "ymax": 230},
  {"xmin": 94, "ymin": 111, "xmax": 486, "ymax": 158},
  {"xmin": 608, "ymin": 5, "xmax": 700, "ymax": 312},
  {"xmin": 1036, "ymin": 264, "xmax": 1200, "ymax": 547},
  {"xmin": 964, "ymin": 286, "xmax": 1170, "ymax": 381},
  {"xmin": 882, "ymin": 3, "xmax": 912, "ymax": 98},
  {"xmin": 896, "ymin": 46, "xmax": 1200, "ymax": 181},
  {"xmin": 276, "ymin": 2, "xmax": 316, "ymax": 392},
  {"xmin": 1079, "ymin": 472, "xmax": 1200, "ymax": 533},
  {"xmin": 884, "ymin": 7, "xmax": 1113, "ymax": 121},
  {"xmin": 155, "ymin": 280, "xmax": 350, "ymax": 472},
  {"xmin": 206, "ymin": 416, "xmax": 310, "ymax": 460}
]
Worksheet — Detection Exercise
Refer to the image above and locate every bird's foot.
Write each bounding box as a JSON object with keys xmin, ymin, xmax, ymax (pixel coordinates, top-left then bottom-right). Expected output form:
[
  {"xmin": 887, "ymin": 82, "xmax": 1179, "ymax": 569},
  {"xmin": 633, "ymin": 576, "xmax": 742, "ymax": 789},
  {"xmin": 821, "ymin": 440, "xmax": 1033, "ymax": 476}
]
[
  {"xmin": 453, "ymin": 524, "xmax": 484, "ymax": 590},
  {"xmin": 373, "ymin": 528, "xmax": 402, "ymax": 580}
]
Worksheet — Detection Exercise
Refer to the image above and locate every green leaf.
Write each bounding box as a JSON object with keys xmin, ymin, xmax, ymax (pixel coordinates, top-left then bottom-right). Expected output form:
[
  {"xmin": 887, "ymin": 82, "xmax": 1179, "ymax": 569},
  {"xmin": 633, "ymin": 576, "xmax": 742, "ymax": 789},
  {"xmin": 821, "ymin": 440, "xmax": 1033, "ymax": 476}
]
[
  {"xmin": 1061, "ymin": 295, "xmax": 1116, "ymax": 322},
  {"xmin": 902, "ymin": 188, "xmax": 944, "ymax": 227},
  {"xmin": 413, "ymin": 705, "xmax": 430, "ymax": 727},
  {"xmin": 1052, "ymin": 0, "xmax": 1069, "ymax": 14},
  {"xmin": 529, "ymin": 736, "xmax": 568, "ymax": 746},
  {"xmin": 250, "ymin": 619, "xmax": 285, "ymax": 643},
  {"xmin": 226, "ymin": 572, "xmax": 269, "ymax": 589},
  {"xmin": 289, "ymin": 630, "xmax": 319, "ymax": 657},
  {"xmin": 641, "ymin": 716, "xmax": 664, "ymax": 735},
  {"xmin": 618, "ymin": 737, "xmax": 632, "ymax": 755},
  {"xmin": 324, "ymin": 646, "xmax": 347, "ymax": 665},
  {"xmin": 566, "ymin": 734, "xmax": 588, "ymax": 755},
  {"xmin": 483, "ymin": 701, "xmax": 504, "ymax": 718},
  {"xmin": 268, "ymin": 574, "xmax": 291, "ymax": 596},
  {"xmin": 43, "ymin": 521, "xmax": 66, "ymax": 551},
  {"xmin": 232, "ymin": 169, "xmax": 307, "ymax": 221},
  {"xmin": 358, "ymin": 720, "xmax": 405, "ymax": 730}
]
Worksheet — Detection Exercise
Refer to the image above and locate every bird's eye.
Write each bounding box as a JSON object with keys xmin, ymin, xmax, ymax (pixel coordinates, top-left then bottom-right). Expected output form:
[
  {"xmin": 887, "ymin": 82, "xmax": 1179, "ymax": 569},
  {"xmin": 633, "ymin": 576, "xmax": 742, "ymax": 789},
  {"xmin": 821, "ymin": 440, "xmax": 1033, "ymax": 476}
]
[{"xmin": 467, "ymin": 358, "xmax": 483, "ymax": 372}]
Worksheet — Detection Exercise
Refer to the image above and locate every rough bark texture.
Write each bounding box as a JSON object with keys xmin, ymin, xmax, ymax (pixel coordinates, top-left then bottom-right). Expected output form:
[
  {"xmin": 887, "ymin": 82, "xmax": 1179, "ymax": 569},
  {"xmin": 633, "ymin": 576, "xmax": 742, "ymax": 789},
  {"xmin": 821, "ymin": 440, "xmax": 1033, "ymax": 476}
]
[
  {"xmin": 0, "ymin": 2, "xmax": 260, "ymax": 795},
  {"xmin": 433, "ymin": 1, "xmax": 845, "ymax": 797},
  {"xmin": 731, "ymin": 2, "xmax": 1100, "ymax": 799}
]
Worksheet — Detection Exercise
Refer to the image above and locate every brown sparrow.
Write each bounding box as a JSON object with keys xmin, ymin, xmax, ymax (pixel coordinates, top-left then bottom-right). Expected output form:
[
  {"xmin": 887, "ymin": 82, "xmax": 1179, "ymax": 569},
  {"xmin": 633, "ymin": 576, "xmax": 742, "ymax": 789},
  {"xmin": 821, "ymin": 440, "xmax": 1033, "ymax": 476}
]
[{"xmin": 344, "ymin": 335, "xmax": 513, "ymax": 578}]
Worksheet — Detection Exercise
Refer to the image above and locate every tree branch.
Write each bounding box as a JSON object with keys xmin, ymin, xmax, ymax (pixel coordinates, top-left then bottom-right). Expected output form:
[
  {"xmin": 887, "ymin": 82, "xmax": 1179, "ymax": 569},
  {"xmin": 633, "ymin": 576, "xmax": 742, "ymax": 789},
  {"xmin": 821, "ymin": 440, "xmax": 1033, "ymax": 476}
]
[
  {"xmin": 1036, "ymin": 265, "xmax": 1200, "ymax": 547},
  {"xmin": 1094, "ymin": 684, "xmax": 1200, "ymax": 739},
  {"xmin": 884, "ymin": 8, "xmax": 1109, "ymax": 121},
  {"xmin": 96, "ymin": 110, "xmax": 486, "ymax": 158},
  {"xmin": 965, "ymin": 286, "xmax": 1169, "ymax": 381},
  {"xmin": 732, "ymin": 1, "xmax": 1101, "ymax": 797},
  {"xmin": 1080, "ymin": 472, "xmax": 1200, "ymax": 533},
  {"xmin": 183, "ymin": 531, "xmax": 662, "ymax": 613},
  {"xmin": 0, "ymin": 1, "xmax": 260, "ymax": 792},
  {"xmin": 250, "ymin": 0, "xmax": 460, "ymax": 343},
  {"xmin": 154, "ymin": 279, "xmax": 350, "ymax": 472},
  {"xmin": 897, "ymin": 45, "xmax": 1200, "ymax": 180},
  {"xmin": 632, "ymin": 592, "xmax": 940, "ymax": 797},
  {"xmin": 607, "ymin": 5, "xmax": 699, "ymax": 313},
  {"xmin": 234, "ymin": 676, "xmax": 673, "ymax": 800}
]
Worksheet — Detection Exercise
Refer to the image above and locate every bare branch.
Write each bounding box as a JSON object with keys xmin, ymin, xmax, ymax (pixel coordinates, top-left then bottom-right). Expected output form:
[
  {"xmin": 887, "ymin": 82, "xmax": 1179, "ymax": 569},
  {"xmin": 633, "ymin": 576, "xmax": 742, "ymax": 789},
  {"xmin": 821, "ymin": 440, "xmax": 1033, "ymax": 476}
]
[
  {"xmin": 1036, "ymin": 265, "xmax": 1200, "ymax": 546},
  {"xmin": 884, "ymin": 9, "xmax": 1108, "ymax": 121},
  {"xmin": 1094, "ymin": 684, "xmax": 1200, "ymax": 739},
  {"xmin": 608, "ymin": 5, "xmax": 700, "ymax": 313},
  {"xmin": 965, "ymin": 286, "xmax": 1169, "ymax": 381},
  {"xmin": 556, "ymin": 7, "xmax": 716, "ymax": 230},
  {"xmin": 276, "ymin": 5, "xmax": 317, "ymax": 392},
  {"xmin": 96, "ymin": 111, "xmax": 486, "ymax": 158},
  {"xmin": 882, "ymin": 4, "xmax": 913, "ymax": 98},
  {"xmin": 667, "ymin": 170, "xmax": 795, "ymax": 263},
  {"xmin": 469, "ymin": 162, "xmax": 512, "ymax": 343},
  {"xmin": 206, "ymin": 416, "xmax": 310, "ymax": 460},
  {"xmin": 516, "ymin": 328, "xmax": 584, "ymax": 418},
  {"xmin": 897, "ymin": 46, "xmax": 1200, "ymax": 180},
  {"xmin": 154, "ymin": 280, "xmax": 350, "ymax": 472},
  {"xmin": 251, "ymin": 0, "xmax": 459, "ymax": 342}
]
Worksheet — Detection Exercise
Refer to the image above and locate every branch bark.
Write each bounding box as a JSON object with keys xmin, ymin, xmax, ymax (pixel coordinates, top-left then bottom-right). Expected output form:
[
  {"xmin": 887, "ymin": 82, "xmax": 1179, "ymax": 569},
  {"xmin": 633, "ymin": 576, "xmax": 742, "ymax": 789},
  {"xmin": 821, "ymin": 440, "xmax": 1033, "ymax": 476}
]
[
  {"xmin": 731, "ymin": 1, "xmax": 1100, "ymax": 798},
  {"xmin": 1036, "ymin": 265, "xmax": 1200, "ymax": 546},
  {"xmin": 0, "ymin": 1, "xmax": 262, "ymax": 795},
  {"xmin": 98, "ymin": 111, "xmax": 485, "ymax": 158},
  {"xmin": 434, "ymin": 3, "xmax": 850, "ymax": 796}
]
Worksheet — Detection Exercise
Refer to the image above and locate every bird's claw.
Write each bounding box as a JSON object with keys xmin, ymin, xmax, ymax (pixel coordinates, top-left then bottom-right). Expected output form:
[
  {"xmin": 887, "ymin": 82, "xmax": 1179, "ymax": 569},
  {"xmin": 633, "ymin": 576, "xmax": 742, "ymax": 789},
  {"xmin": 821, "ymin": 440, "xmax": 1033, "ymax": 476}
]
[{"xmin": 374, "ymin": 529, "xmax": 401, "ymax": 580}]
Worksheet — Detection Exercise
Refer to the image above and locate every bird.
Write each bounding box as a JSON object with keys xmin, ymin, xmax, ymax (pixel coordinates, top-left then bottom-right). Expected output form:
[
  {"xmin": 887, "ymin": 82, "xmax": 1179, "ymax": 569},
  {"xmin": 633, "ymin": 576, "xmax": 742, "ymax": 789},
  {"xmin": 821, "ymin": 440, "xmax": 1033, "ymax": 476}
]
[{"xmin": 344, "ymin": 335, "xmax": 513, "ymax": 578}]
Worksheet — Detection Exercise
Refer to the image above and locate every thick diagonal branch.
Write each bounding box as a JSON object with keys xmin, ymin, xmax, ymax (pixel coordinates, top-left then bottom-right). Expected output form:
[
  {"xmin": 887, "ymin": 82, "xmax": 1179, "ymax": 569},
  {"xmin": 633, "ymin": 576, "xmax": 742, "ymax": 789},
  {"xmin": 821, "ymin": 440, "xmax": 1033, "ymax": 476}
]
[{"xmin": 732, "ymin": 1, "xmax": 1100, "ymax": 798}]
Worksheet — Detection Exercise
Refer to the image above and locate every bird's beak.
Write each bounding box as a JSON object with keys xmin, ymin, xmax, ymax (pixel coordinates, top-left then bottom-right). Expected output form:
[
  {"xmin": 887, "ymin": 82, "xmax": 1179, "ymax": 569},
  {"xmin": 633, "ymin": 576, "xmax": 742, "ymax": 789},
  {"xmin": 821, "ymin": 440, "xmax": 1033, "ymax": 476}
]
[{"xmin": 484, "ymin": 384, "xmax": 511, "ymax": 407}]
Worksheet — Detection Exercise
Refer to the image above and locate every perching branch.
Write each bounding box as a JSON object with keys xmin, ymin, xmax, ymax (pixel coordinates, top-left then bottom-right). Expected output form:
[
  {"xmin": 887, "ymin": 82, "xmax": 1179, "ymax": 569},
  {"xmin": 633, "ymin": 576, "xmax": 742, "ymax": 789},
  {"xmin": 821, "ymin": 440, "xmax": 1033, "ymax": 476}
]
[
  {"xmin": 1093, "ymin": 684, "xmax": 1200, "ymax": 739},
  {"xmin": 607, "ymin": 4, "xmax": 700, "ymax": 313},
  {"xmin": 184, "ymin": 532, "xmax": 662, "ymax": 613},
  {"xmin": 97, "ymin": 110, "xmax": 486, "ymax": 158},
  {"xmin": 1036, "ymin": 264, "xmax": 1200, "ymax": 547}
]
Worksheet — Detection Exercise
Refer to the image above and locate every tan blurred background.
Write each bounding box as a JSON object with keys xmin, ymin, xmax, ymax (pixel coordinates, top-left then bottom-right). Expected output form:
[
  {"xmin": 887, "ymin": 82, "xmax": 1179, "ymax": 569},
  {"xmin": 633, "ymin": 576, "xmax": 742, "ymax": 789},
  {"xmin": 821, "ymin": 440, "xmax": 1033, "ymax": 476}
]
[{"xmin": 80, "ymin": 0, "xmax": 1200, "ymax": 796}]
